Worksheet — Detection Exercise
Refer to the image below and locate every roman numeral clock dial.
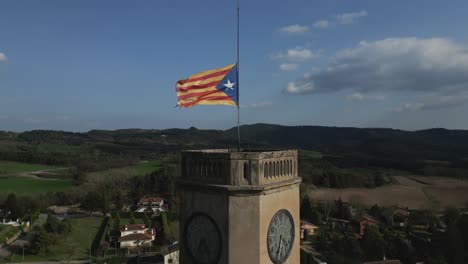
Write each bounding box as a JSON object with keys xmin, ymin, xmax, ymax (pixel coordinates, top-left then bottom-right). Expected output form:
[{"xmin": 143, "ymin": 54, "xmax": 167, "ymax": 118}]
[
  {"xmin": 184, "ymin": 212, "xmax": 222, "ymax": 264},
  {"xmin": 267, "ymin": 209, "xmax": 295, "ymax": 264}
]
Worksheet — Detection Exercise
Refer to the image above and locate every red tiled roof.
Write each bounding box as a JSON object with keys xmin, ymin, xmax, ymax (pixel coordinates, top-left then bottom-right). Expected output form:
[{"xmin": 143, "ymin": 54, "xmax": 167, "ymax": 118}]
[
  {"xmin": 358, "ymin": 214, "xmax": 378, "ymax": 223},
  {"xmin": 139, "ymin": 196, "xmax": 164, "ymax": 204},
  {"xmin": 300, "ymin": 220, "xmax": 319, "ymax": 229},
  {"xmin": 118, "ymin": 233, "xmax": 153, "ymax": 242},
  {"xmin": 120, "ymin": 224, "xmax": 146, "ymax": 232},
  {"xmin": 393, "ymin": 208, "xmax": 410, "ymax": 217}
]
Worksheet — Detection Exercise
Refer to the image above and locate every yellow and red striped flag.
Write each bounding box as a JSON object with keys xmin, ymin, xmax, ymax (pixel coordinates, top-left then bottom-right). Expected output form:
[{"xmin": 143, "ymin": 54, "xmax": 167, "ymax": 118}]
[{"xmin": 176, "ymin": 64, "xmax": 238, "ymax": 108}]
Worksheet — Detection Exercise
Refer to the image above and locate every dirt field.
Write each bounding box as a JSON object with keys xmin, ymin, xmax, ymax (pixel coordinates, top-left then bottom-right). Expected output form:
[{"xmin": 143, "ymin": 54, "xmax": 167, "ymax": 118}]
[{"xmin": 307, "ymin": 176, "xmax": 468, "ymax": 210}]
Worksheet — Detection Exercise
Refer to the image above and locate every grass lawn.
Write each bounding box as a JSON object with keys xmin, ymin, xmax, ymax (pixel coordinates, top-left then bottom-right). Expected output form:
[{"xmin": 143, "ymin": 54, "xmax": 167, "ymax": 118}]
[
  {"xmin": 131, "ymin": 160, "xmax": 162, "ymax": 175},
  {"xmin": 87, "ymin": 160, "xmax": 162, "ymax": 182},
  {"xmin": 0, "ymin": 177, "xmax": 72, "ymax": 194},
  {"xmin": 0, "ymin": 161, "xmax": 58, "ymax": 174},
  {"xmin": 120, "ymin": 218, "xmax": 144, "ymax": 225},
  {"xmin": 6, "ymin": 217, "xmax": 103, "ymax": 263}
]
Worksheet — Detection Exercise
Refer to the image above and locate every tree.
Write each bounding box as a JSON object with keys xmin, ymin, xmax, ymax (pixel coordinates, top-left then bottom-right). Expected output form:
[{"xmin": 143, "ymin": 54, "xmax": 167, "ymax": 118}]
[
  {"xmin": 335, "ymin": 198, "xmax": 352, "ymax": 220},
  {"xmin": 4, "ymin": 193, "xmax": 23, "ymax": 219},
  {"xmin": 113, "ymin": 191, "xmax": 124, "ymax": 211},
  {"xmin": 111, "ymin": 212, "xmax": 121, "ymax": 230},
  {"xmin": 129, "ymin": 212, "xmax": 136, "ymax": 224},
  {"xmin": 300, "ymin": 197, "xmax": 313, "ymax": 221},
  {"xmin": 443, "ymin": 207, "xmax": 460, "ymax": 226},
  {"xmin": 369, "ymin": 204, "xmax": 381, "ymax": 220},
  {"xmin": 381, "ymin": 207, "xmax": 394, "ymax": 225},
  {"xmin": 29, "ymin": 227, "xmax": 53, "ymax": 256},
  {"xmin": 44, "ymin": 214, "xmax": 61, "ymax": 233},
  {"xmin": 361, "ymin": 225, "xmax": 385, "ymax": 261},
  {"xmin": 80, "ymin": 191, "xmax": 101, "ymax": 215},
  {"xmin": 100, "ymin": 194, "xmax": 110, "ymax": 215},
  {"xmin": 319, "ymin": 201, "xmax": 332, "ymax": 222},
  {"xmin": 344, "ymin": 238, "xmax": 363, "ymax": 261},
  {"xmin": 458, "ymin": 214, "xmax": 468, "ymax": 253},
  {"xmin": 70, "ymin": 168, "xmax": 86, "ymax": 185},
  {"xmin": 445, "ymin": 222, "xmax": 466, "ymax": 264},
  {"xmin": 143, "ymin": 212, "xmax": 151, "ymax": 228},
  {"xmin": 161, "ymin": 212, "xmax": 172, "ymax": 242},
  {"xmin": 44, "ymin": 214, "xmax": 72, "ymax": 234},
  {"xmin": 309, "ymin": 209, "xmax": 323, "ymax": 226}
]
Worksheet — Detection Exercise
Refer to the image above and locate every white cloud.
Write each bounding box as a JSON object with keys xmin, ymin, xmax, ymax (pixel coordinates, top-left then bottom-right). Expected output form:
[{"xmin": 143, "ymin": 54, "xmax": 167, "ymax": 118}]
[
  {"xmin": 0, "ymin": 52, "xmax": 6, "ymax": 62},
  {"xmin": 286, "ymin": 81, "xmax": 315, "ymax": 94},
  {"xmin": 240, "ymin": 101, "xmax": 273, "ymax": 108},
  {"xmin": 285, "ymin": 38, "xmax": 468, "ymax": 99},
  {"xmin": 336, "ymin": 10, "xmax": 367, "ymax": 24},
  {"xmin": 313, "ymin": 20, "xmax": 329, "ymax": 29},
  {"xmin": 273, "ymin": 47, "xmax": 318, "ymax": 61},
  {"xmin": 279, "ymin": 63, "xmax": 298, "ymax": 71},
  {"xmin": 279, "ymin": 24, "xmax": 309, "ymax": 34},
  {"xmin": 347, "ymin": 92, "xmax": 385, "ymax": 101}
]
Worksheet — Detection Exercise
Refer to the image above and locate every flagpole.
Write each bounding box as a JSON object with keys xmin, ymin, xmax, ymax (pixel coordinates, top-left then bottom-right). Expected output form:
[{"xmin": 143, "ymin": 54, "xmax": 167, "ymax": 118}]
[{"xmin": 236, "ymin": 0, "xmax": 241, "ymax": 151}]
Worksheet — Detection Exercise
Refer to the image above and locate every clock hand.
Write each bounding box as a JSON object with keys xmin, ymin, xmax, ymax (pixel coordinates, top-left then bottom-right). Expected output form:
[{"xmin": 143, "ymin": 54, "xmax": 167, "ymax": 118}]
[{"xmin": 277, "ymin": 235, "xmax": 283, "ymax": 259}]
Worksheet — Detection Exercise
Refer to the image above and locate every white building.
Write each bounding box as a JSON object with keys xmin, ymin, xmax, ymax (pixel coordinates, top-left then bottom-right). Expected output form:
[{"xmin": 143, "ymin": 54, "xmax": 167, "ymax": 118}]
[
  {"xmin": 118, "ymin": 224, "xmax": 155, "ymax": 248},
  {"xmin": 135, "ymin": 196, "xmax": 167, "ymax": 213},
  {"xmin": 300, "ymin": 220, "xmax": 319, "ymax": 239}
]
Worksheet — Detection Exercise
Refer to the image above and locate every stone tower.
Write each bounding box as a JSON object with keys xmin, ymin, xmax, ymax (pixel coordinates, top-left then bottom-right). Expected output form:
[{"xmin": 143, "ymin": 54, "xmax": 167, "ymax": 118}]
[{"xmin": 178, "ymin": 149, "xmax": 301, "ymax": 264}]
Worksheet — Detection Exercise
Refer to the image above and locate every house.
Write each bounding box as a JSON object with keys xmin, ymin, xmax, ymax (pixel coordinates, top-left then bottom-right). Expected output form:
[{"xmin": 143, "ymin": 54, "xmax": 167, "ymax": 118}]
[
  {"xmin": 392, "ymin": 207, "xmax": 410, "ymax": 227},
  {"xmin": 119, "ymin": 224, "xmax": 155, "ymax": 248},
  {"xmin": 352, "ymin": 214, "xmax": 378, "ymax": 236},
  {"xmin": 300, "ymin": 220, "xmax": 319, "ymax": 239},
  {"xmin": 162, "ymin": 243, "xmax": 179, "ymax": 264},
  {"xmin": 135, "ymin": 195, "xmax": 167, "ymax": 213},
  {"xmin": 1, "ymin": 218, "xmax": 28, "ymax": 227}
]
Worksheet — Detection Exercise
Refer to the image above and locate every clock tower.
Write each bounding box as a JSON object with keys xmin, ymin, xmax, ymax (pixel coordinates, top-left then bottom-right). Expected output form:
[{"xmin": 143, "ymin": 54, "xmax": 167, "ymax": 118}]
[{"xmin": 178, "ymin": 149, "xmax": 301, "ymax": 264}]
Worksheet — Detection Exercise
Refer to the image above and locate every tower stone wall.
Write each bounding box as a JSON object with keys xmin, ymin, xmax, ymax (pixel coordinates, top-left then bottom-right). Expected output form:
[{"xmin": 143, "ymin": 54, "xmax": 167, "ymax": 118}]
[{"xmin": 178, "ymin": 149, "xmax": 301, "ymax": 264}]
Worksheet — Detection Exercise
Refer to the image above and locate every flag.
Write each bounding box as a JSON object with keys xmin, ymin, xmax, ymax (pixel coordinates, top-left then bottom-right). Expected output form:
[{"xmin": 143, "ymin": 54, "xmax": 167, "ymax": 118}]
[{"xmin": 176, "ymin": 64, "xmax": 238, "ymax": 108}]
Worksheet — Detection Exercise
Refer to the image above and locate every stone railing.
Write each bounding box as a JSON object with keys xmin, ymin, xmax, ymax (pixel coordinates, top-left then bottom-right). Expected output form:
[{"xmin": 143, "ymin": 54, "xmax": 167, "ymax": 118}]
[{"xmin": 181, "ymin": 149, "xmax": 298, "ymax": 186}]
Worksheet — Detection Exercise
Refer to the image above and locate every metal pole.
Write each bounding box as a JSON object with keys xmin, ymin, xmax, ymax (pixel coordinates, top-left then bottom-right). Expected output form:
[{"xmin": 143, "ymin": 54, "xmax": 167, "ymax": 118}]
[{"xmin": 236, "ymin": 0, "xmax": 241, "ymax": 151}]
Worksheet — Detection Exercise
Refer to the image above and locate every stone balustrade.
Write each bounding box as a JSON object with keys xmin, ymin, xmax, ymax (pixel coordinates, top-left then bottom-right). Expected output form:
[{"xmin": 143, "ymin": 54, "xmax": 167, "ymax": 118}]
[{"xmin": 181, "ymin": 149, "xmax": 298, "ymax": 186}]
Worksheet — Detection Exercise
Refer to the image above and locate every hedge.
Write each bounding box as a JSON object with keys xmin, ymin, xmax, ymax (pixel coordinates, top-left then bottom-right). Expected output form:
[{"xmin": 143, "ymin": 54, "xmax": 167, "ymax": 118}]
[{"xmin": 91, "ymin": 216, "xmax": 109, "ymax": 256}]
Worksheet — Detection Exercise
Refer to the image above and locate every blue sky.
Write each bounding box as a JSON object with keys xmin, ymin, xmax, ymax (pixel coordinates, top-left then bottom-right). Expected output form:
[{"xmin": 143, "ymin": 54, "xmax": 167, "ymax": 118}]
[{"xmin": 1, "ymin": 0, "xmax": 468, "ymax": 132}]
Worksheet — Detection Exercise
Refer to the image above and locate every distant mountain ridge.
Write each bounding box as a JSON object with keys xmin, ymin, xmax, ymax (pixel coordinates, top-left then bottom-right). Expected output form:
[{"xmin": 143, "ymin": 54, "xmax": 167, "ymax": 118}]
[{"xmin": 1, "ymin": 123, "xmax": 468, "ymax": 163}]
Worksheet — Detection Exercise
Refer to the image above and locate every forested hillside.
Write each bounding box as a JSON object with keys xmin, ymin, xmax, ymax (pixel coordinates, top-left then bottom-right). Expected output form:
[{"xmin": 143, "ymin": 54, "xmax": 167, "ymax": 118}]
[{"xmin": 1, "ymin": 124, "xmax": 468, "ymax": 180}]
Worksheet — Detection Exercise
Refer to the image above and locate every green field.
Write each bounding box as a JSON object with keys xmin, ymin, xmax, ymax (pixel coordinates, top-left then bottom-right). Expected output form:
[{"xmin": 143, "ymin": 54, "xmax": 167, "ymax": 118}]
[
  {"xmin": 130, "ymin": 160, "xmax": 162, "ymax": 175},
  {"xmin": 87, "ymin": 160, "xmax": 162, "ymax": 181},
  {"xmin": 0, "ymin": 161, "xmax": 58, "ymax": 174},
  {"xmin": 5, "ymin": 217, "xmax": 103, "ymax": 263},
  {"xmin": 0, "ymin": 177, "xmax": 72, "ymax": 194}
]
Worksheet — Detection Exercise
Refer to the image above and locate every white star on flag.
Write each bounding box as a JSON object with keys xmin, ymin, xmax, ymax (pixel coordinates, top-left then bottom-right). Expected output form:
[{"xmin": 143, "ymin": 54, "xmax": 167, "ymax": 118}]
[{"xmin": 223, "ymin": 79, "xmax": 236, "ymax": 90}]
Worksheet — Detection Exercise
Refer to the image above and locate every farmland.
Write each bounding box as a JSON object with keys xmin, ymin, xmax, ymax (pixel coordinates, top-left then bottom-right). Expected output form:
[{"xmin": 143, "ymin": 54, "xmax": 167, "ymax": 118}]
[
  {"xmin": 0, "ymin": 161, "xmax": 72, "ymax": 194},
  {"xmin": 0, "ymin": 161, "xmax": 58, "ymax": 174},
  {"xmin": 307, "ymin": 175, "xmax": 468, "ymax": 210},
  {"xmin": 0, "ymin": 177, "xmax": 72, "ymax": 195}
]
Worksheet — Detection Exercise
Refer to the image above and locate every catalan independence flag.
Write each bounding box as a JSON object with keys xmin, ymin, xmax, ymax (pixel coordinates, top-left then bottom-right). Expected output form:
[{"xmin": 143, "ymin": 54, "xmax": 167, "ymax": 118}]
[{"xmin": 176, "ymin": 64, "xmax": 238, "ymax": 108}]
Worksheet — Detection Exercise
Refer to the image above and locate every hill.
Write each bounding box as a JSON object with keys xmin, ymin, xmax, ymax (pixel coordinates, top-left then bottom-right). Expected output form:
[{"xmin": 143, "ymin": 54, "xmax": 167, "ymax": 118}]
[{"xmin": 1, "ymin": 124, "xmax": 468, "ymax": 178}]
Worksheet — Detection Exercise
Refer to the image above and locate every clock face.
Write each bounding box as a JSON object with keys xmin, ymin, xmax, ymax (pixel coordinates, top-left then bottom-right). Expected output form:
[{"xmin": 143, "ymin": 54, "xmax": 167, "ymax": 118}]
[
  {"xmin": 184, "ymin": 212, "xmax": 222, "ymax": 264},
  {"xmin": 267, "ymin": 209, "xmax": 295, "ymax": 264}
]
